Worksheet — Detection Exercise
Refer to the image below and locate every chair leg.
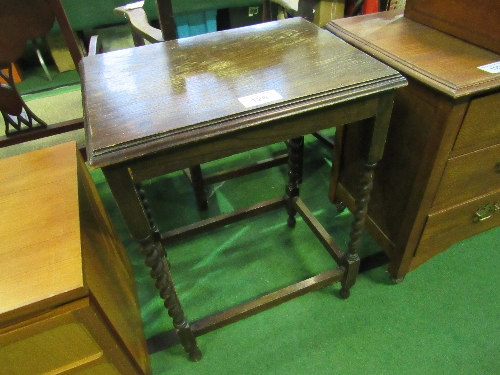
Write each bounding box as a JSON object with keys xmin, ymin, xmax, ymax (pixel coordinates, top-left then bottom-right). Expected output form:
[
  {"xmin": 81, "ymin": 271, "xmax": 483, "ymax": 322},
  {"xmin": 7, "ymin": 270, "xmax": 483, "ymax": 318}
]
[
  {"xmin": 262, "ymin": 0, "xmax": 272, "ymax": 21},
  {"xmin": 285, "ymin": 136, "xmax": 304, "ymax": 227},
  {"xmin": 189, "ymin": 165, "xmax": 208, "ymax": 211},
  {"xmin": 312, "ymin": 131, "xmax": 335, "ymax": 149},
  {"xmin": 297, "ymin": 137, "xmax": 304, "ymax": 184}
]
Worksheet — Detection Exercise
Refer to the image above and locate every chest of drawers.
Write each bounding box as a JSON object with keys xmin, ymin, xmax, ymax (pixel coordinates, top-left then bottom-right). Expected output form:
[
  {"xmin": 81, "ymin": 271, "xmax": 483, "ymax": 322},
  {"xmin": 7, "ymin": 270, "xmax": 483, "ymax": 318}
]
[
  {"xmin": 0, "ymin": 142, "xmax": 151, "ymax": 374},
  {"xmin": 327, "ymin": 10, "xmax": 500, "ymax": 281}
]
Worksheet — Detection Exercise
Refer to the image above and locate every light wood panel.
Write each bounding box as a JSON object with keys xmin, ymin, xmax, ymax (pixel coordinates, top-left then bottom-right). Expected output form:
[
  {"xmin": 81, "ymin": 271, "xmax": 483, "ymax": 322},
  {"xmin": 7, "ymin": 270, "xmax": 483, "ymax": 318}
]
[
  {"xmin": 0, "ymin": 142, "xmax": 151, "ymax": 374},
  {"xmin": 0, "ymin": 142, "xmax": 85, "ymax": 325}
]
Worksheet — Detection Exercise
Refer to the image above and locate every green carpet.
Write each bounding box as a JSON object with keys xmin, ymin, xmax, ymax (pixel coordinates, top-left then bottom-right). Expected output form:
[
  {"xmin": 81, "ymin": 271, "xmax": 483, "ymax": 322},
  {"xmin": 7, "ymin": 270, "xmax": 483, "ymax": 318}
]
[
  {"xmin": 16, "ymin": 65, "xmax": 80, "ymax": 96},
  {"xmin": 89, "ymin": 133, "xmax": 500, "ymax": 375}
]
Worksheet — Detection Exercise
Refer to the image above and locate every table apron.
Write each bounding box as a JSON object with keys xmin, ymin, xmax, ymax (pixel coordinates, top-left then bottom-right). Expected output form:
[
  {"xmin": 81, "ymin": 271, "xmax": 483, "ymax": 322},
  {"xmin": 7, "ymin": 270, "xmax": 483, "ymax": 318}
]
[{"xmin": 122, "ymin": 94, "xmax": 383, "ymax": 183}]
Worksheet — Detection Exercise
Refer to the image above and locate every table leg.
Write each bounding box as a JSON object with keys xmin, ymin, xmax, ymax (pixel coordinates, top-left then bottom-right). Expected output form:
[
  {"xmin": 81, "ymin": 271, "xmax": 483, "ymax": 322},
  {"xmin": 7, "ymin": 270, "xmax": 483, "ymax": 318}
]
[
  {"xmin": 339, "ymin": 93, "xmax": 395, "ymax": 297},
  {"xmin": 136, "ymin": 183, "xmax": 160, "ymax": 237},
  {"xmin": 339, "ymin": 160, "xmax": 375, "ymax": 298},
  {"xmin": 285, "ymin": 137, "xmax": 304, "ymax": 227},
  {"xmin": 103, "ymin": 166, "xmax": 202, "ymax": 362}
]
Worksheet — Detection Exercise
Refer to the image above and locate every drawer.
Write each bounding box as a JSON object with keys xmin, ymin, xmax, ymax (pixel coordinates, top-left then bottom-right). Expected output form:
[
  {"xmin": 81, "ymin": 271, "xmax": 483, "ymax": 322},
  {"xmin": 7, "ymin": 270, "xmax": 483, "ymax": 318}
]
[
  {"xmin": 453, "ymin": 91, "xmax": 500, "ymax": 153},
  {"xmin": 412, "ymin": 190, "xmax": 500, "ymax": 270},
  {"xmin": 74, "ymin": 363, "xmax": 121, "ymax": 375},
  {"xmin": 1, "ymin": 313, "xmax": 103, "ymax": 375},
  {"xmin": 433, "ymin": 142, "xmax": 500, "ymax": 209},
  {"xmin": 0, "ymin": 299, "xmax": 142, "ymax": 375}
]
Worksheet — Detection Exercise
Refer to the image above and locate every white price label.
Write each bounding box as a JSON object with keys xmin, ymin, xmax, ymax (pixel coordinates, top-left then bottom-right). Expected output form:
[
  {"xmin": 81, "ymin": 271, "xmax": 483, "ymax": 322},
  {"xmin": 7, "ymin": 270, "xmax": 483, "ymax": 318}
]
[
  {"xmin": 478, "ymin": 61, "xmax": 500, "ymax": 74},
  {"xmin": 238, "ymin": 90, "xmax": 283, "ymax": 108}
]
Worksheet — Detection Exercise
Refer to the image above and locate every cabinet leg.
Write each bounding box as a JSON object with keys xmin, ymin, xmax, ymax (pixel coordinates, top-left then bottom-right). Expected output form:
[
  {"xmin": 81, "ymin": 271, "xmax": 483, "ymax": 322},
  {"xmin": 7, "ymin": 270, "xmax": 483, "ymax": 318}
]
[{"xmin": 391, "ymin": 276, "xmax": 405, "ymax": 284}]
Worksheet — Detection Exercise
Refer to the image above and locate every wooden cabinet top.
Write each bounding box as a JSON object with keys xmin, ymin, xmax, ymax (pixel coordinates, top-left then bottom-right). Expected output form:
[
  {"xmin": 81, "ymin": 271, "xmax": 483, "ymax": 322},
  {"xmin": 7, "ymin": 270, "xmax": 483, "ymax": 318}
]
[
  {"xmin": 0, "ymin": 142, "xmax": 86, "ymax": 326},
  {"xmin": 327, "ymin": 10, "xmax": 500, "ymax": 98},
  {"xmin": 81, "ymin": 18, "xmax": 405, "ymax": 168}
]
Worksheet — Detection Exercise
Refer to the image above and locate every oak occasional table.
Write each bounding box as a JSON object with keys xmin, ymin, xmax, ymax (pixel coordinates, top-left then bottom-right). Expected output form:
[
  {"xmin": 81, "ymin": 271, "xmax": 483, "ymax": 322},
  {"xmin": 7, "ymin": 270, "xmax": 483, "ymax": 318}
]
[
  {"xmin": 0, "ymin": 142, "xmax": 151, "ymax": 375},
  {"xmin": 81, "ymin": 18, "xmax": 406, "ymax": 361},
  {"xmin": 326, "ymin": 10, "xmax": 500, "ymax": 282}
]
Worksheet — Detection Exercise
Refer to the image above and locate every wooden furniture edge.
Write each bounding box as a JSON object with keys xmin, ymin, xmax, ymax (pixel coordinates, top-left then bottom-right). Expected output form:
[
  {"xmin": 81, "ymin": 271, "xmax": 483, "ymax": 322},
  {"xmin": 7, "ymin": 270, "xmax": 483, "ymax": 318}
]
[
  {"xmin": 85, "ymin": 75, "xmax": 406, "ymax": 169},
  {"xmin": 325, "ymin": 18, "xmax": 500, "ymax": 99},
  {"xmin": 0, "ymin": 118, "xmax": 84, "ymax": 148}
]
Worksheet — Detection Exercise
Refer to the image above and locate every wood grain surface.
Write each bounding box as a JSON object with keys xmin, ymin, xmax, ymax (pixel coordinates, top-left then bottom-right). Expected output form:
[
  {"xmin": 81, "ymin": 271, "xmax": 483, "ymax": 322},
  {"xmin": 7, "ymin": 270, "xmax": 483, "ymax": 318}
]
[
  {"xmin": 0, "ymin": 142, "xmax": 85, "ymax": 326},
  {"xmin": 404, "ymin": 0, "xmax": 500, "ymax": 54},
  {"xmin": 326, "ymin": 10, "xmax": 500, "ymax": 98},
  {"xmin": 81, "ymin": 18, "xmax": 404, "ymax": 168}
]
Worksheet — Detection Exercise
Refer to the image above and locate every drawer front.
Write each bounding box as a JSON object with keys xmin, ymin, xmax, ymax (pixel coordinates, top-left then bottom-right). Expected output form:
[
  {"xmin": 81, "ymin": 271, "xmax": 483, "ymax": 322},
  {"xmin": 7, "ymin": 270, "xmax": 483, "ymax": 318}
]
[
  {"xmin": 413, "ymin": 190, "xmax": 500, "ymax": 269},
  {"xmin": 0, "ymin": 311, "xmax": 103, "ymax": 375},
  {"xmin": 453, "ymin": 91, "xmax": 500, "ymax": 152},
  {"xmin": 433, "ymin": 142, "xmax": 500, "ymax": 209},
  {"xmin": 0, "ymin": 300, "xmax": 142, "ymax": 375},
  {"xmin": 74, "ymin": 363, "xmax": 121, "ymax": 375}
]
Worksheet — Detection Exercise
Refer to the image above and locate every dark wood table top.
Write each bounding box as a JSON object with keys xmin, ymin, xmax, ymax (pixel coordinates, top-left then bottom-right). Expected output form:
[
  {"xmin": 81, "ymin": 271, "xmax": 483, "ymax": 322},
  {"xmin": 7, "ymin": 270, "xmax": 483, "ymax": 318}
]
[{"xmin": 81, "ymin": 18, "xmax": 405, "ymax": 169}]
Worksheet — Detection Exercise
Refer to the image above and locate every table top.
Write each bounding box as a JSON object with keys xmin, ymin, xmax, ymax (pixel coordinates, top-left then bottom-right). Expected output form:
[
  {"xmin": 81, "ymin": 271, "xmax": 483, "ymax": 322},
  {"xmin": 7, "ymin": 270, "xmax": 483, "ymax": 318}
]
[
  {"xmin": 81, "ymin": 18, "xmax": 405, "ymax": 169},
  {"xmin": 0, "ymin": 142, "xmax": 86, "ymax": 326},
  {"xmin": 326, "ymin": 10, "xmax": 500, "ymax": 98}
]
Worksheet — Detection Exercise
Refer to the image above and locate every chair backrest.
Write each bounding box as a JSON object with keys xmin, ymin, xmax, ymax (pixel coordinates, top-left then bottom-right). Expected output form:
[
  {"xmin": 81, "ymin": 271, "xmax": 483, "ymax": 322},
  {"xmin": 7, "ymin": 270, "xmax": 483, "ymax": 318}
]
[
  {"xmin": 114, "ymin": 1, "xmax": 166, "ymax": 46},
  {"xmin": 0, "ymin": 0, "xmax": 56, "ymax": 133},
  {"xmin": 0, "ymin": 64, "xmax": 47, "ymax": 134},
  {"xmin": 155, "ymin": 0, "xmax": 178, "ymax": 40},
  {"xmin": 0, "ymin": 0, "xmax": 55, "ymax": 65},
  {"xmin": 0, "ymin": 65, "xmax": 23, "ymax": 119},
  {"xmin": 115, "ymin": 0, "xmax": 283, "ymax": 47},
  {"xmin": 0, "ymin": 0, "xmax": 84, "ymax": 138},
  {"xmin": 47, "ymin": 0, "xmax": 85, "ymax": 70},
  {"xmin": 262, "ymin": 1, "xmax": 314, "ymax": 21}
]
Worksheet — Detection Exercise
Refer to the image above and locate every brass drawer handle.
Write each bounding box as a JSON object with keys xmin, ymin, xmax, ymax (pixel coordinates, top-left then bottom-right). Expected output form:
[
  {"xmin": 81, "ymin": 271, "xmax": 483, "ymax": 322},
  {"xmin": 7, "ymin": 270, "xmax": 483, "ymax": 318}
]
[{"xmin": 473, "ymin": 203, "xmax": 499, "ymax": 222}]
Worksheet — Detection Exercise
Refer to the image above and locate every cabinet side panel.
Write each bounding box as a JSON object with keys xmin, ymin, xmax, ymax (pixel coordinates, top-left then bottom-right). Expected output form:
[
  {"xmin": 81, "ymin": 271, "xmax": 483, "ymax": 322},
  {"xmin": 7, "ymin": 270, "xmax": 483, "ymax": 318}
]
[
  {"xmin": 340, "ymin": 80, "xmax": 448, "ymax": 247},
  {"xmin": 77, "ymin": 156, "xmax": 151, "ymax": 375}
]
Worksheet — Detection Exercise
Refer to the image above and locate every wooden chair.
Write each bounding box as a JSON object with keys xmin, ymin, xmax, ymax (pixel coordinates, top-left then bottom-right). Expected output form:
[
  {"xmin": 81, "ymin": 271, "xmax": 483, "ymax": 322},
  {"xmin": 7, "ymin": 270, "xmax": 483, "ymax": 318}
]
[
  {"xmin": 265, "ymin": 0, "xmax": 335, "ymax": 149},
  {"xmin": 0, "ymin": 0, "xmax": 98, "ymax": 156},
  {"xmin": 1, "ymin": 63, "xmax": 47, "ymax": 136},
  {"xmin": 113, "ymin": 0, "xmax": 335, "ymax": 211}
]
